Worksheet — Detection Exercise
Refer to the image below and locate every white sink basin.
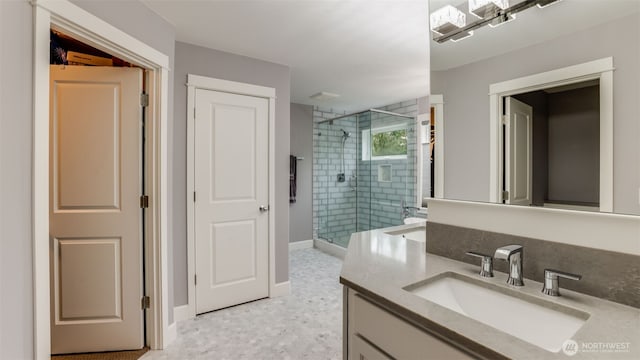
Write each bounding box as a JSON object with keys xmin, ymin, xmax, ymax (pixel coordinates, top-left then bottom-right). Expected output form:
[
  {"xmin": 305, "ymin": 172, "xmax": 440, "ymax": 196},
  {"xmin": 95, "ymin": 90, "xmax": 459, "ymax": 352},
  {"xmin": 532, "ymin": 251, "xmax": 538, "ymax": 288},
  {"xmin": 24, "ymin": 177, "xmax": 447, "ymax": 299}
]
[
  {"xmin": 385, "ymin": 226, "xmax": 426, "ymax": 242},
  {"xmin": 403, "ymin": 217, "xmax": 427, "ymax": 225},
  {"xmin": 405, "ymin": 273, "xmax": 589, "ymax": 352}
]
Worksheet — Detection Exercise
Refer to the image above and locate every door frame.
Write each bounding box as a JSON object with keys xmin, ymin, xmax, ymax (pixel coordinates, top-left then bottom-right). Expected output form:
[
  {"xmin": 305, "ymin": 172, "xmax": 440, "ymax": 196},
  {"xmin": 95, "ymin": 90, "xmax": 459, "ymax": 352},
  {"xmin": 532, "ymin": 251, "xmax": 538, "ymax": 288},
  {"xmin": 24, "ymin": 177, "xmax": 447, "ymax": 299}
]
[
  {"xmin": 488, "ymin": 57, "xmax": 614, "ymax": 212},
  {"xmin": 431, "ymin": 94, "xmax": 445, "ymax": 200},
  {"xmin": 33, "ymin": 0, "xmax": 171, "ymax": 357},
  {"xmin": 184, "ymin": 74, "xmax": 276, "ymax": 320},
  {"xmin": 418, "ymin": 94, "xmax": 445, "ymax": 207}
]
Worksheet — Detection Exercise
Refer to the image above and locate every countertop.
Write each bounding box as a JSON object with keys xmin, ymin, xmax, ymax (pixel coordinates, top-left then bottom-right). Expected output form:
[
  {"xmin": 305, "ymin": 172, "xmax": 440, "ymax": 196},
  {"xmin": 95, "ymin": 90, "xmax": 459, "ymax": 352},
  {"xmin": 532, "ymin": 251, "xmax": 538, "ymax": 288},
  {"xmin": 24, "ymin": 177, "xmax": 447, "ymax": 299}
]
[{"xmin": 339, "ymin": 224, "xmax": 640, "ymax": 359}]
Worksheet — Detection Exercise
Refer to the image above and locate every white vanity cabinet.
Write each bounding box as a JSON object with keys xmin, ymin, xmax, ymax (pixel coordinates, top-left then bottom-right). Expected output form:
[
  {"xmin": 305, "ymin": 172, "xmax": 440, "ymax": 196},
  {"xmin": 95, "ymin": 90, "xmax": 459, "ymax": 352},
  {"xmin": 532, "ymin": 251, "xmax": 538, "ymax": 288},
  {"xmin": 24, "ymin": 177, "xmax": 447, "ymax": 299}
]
[
  {"xmin": 352, "ymin": 335, "xmax": 392, "ymax": 360},
  {"xmin": 345, "ymin": 287, "xmax": 474, "ymax": 360}
]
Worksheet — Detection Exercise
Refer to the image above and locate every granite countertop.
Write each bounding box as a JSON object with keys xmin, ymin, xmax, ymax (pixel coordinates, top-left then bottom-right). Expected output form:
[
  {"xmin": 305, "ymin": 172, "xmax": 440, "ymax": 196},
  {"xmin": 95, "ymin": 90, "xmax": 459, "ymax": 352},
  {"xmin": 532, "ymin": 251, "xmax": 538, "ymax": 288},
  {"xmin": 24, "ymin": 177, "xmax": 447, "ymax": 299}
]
[{"xmin": 339, "ymin": 224, "xmax": 640, "ymax": 360}]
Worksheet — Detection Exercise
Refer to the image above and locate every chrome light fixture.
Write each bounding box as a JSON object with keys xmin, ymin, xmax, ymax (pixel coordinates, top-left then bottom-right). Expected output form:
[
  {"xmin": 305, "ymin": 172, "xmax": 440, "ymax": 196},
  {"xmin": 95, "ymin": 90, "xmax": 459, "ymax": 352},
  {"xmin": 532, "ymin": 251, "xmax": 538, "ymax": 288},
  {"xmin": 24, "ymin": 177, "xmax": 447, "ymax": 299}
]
[
  {"xmin": 469, "ymin": 0, "xmax": 509, "ymax": 19},
  {"xmin": 537, "ymin": 0, "xmax": 562, "ymax": 8},
  {"xmin": 430, "ymin": 5, "xmax": 466, "ymax": 35},
  {"xmin": 431, "ymin": 0, "xmax": 563, "ymax": 44}
]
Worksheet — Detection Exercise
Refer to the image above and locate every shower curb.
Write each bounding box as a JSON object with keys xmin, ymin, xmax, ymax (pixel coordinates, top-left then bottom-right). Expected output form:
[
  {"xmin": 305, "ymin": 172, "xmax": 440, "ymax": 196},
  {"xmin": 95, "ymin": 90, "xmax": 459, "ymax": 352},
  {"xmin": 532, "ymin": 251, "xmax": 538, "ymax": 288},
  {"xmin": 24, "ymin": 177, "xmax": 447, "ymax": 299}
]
[{"xmin": 313, "ymin": 239, "xmax": 347, "ymax": 260}]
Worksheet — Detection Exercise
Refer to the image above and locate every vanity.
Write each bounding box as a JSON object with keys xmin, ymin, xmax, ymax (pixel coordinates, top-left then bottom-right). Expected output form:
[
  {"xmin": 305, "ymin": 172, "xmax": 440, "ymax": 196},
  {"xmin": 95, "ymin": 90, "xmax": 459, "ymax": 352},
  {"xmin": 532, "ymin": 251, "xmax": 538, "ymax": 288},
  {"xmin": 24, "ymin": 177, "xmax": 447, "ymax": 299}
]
[{"xmin": 340, "ymin": 215, "xmax": 640, "ymax": 359}]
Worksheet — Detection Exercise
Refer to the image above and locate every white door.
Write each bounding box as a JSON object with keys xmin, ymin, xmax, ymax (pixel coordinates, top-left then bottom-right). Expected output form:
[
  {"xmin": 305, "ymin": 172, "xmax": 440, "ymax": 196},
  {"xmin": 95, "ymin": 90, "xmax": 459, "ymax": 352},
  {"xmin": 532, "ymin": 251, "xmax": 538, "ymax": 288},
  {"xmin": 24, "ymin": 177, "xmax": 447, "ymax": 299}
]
[
  {"xmin": 194, "ymin": 88, "xmax": 269, "ymax": 314},
  {"xmin": 50, "ymin": 65, "xmax": 144, "ymax": 354},
  {"xmin": 505, "ymin": 97, "xmax": 533, "ymax": 206}
]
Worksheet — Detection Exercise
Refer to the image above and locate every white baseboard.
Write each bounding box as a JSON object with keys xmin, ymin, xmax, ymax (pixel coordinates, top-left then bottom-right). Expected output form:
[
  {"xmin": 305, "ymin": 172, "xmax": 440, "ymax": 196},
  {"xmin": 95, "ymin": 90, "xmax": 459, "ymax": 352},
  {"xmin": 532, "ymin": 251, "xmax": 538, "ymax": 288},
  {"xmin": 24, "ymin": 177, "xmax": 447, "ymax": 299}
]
[
  {"xmin": 173, "ymin": 304, "xmax": 192, "ymax": 323},
  {"xmin": 165, "ymin": 322, "xmax": 177, "ymax": 348},
  {"xmin": 313, "ymin": 239, "xmax": 346, "ymax": 259},
  {"xmin": 289, "ymin": 239, "xmax": 313, "ymax": 251},
  {"xmin": 271, "ymin": 281, "xmax": 290, "ymax": 297}
]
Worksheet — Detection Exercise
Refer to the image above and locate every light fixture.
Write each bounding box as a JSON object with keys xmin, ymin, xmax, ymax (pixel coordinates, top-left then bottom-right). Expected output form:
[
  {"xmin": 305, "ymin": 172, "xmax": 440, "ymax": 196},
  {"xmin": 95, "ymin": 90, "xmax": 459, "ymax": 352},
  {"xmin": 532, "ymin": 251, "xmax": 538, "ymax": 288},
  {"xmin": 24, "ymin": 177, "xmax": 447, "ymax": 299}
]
[
  {"xmin": 488, "ymin": 13, "xmax": 516, "ymax": 28},
  {"xmin": 309, "ymin": 91, "xmax": 340, "ymax": 101},
  {"xmin": 537, "ymin": 0, "xmax": 562, "ymax": 8},
  {"xmin": 469, "ymin": 0, "xmax": 509, "ymax": 19},
  {"xmin": 450, "ymin": 30, "xmax": 475, "ymax": 42},
  {"xmin": 431, "ymin": 0, "xmax": 563, "ymax": 44},
  {"xmin": 430, "ymin": 5, "xmax": 466, "ymax": 35}
]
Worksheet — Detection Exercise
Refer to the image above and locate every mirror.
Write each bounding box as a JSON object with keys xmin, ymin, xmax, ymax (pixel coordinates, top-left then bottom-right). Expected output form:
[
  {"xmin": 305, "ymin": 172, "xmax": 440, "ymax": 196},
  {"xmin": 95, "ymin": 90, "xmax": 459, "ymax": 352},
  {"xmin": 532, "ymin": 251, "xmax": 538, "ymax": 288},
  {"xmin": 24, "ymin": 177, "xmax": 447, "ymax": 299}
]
[{"xmin": 428, "ymin": 0, "xmax": 640, "ymax": 215}]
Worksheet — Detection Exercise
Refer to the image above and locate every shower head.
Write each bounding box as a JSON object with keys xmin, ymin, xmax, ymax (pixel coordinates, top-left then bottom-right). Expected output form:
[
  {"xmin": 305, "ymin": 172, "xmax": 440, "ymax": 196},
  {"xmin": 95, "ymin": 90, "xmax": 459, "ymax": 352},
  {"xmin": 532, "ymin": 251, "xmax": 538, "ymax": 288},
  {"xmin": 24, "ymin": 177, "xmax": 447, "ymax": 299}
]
[{"xmin": 340, "ymin": 129, "xmax": 351, "ymax": 138}]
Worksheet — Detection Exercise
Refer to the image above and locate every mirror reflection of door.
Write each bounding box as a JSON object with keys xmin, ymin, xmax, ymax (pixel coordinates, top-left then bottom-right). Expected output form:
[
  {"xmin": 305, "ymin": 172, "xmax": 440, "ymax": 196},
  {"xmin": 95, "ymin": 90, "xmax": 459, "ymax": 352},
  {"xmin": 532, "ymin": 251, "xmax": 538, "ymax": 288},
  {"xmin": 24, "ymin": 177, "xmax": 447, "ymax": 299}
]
[
  {"xmin": 429, "ymin": 106, "xmax": 436, "ymax": 198},
  {"xmin": 504, "ymin": 80, "xmax": 600, "ymax": 211},
  {"xmin": 422, "ymin": 95, "xmax": 444, "ymax": 204}
]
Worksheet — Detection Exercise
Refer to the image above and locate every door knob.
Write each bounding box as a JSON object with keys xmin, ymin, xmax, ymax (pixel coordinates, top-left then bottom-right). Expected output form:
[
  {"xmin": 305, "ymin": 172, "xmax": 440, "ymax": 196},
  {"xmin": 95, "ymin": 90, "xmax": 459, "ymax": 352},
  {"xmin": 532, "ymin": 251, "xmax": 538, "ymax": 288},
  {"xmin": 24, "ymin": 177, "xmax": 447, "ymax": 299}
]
[{"xmin": 259, "ymin": 205, "xmax": 270, "ymax": 212}]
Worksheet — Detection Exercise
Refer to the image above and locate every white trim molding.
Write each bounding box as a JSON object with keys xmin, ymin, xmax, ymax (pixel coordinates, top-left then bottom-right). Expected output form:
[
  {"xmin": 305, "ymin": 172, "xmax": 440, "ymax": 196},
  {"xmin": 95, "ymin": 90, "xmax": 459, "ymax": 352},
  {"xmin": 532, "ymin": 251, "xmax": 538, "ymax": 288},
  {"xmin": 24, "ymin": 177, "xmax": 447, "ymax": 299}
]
[
  {"xmin": 165, "ymin": 323, "xmax": 177, "ymax": 347},
  {"xmin": 428, "ymin": 199, "xmax": 640, "ymax": 255},
  {"xmin": 313, "ymin": 239, "xmax": 347, "ymax": 260},
  {"xmin": 32, "ymin": 0, "xmax": 171, "ymax": 357},
  {"xmin": 271, "ymin": 281, "xmax": 291, "ymax": 298},
  {"xmin": 488, "ymin": 57, "xmax": 614, "ymax": 212},
  {"xmin": 186, "ymin": 74, "xmax": 275, "ymax": 99},
  {"xmin": 289, "ymin": 239, "xmax": 314, "ymax": 251},
  {"xmin": 186, "ymin": 74, "xmax": 277, "ymax": 320},
  {"xmin": 173, "ymin": 304, "xmax": 191, "ymax": 323}
]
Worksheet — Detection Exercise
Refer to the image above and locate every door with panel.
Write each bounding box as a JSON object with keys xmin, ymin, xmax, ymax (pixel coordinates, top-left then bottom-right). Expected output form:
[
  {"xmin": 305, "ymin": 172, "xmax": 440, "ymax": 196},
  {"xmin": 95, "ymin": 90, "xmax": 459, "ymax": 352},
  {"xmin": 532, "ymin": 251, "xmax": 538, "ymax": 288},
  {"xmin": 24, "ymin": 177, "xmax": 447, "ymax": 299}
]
[
  {"xmin": 194, "ymin": 88, "xmax": 270, "ymax": 314},
  {"xmin": 49, "ymin": 65, "xmax": 144, "ymax": 354},
  {"xmin": 505, "ymin": 96, "xmax": 533, "ymax": 206}
]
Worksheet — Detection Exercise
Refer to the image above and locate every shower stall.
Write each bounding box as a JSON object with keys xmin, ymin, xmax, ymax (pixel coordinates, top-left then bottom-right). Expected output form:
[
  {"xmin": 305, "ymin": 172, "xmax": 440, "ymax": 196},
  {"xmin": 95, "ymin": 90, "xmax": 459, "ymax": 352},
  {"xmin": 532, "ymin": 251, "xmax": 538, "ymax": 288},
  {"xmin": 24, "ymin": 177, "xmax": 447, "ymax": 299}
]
[{"xmin": 313, "ymin": 109, "xmax": 417, "ymax": 248}]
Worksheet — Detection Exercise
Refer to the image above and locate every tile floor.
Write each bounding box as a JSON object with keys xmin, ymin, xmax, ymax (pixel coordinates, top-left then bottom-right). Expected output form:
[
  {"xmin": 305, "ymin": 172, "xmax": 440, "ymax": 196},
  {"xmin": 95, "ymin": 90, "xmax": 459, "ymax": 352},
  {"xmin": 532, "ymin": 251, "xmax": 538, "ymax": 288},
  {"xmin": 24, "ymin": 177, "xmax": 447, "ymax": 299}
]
[{"xmin": 142, "ymin": 248, "xmax": 343, "ymax": 360}]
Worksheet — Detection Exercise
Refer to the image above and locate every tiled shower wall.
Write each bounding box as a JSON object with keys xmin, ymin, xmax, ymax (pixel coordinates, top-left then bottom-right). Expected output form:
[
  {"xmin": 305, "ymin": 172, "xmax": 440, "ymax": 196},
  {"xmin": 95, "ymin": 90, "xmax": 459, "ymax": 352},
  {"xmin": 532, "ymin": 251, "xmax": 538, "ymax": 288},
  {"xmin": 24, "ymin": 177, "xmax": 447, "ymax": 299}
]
[
  {"xmin": 312, "ymin": 99, "xmax": 426, "ymax": 246},
  {"xmin": 312, "ymin": 108, "xmax": 357, "ymax": 245},
  {"xmin": 365, "ymin": 100, "xmax": 420, "ymax": 230},
  {"xmin": 377, "ymin": 99, "xmax": 430, "ymax": 208}
]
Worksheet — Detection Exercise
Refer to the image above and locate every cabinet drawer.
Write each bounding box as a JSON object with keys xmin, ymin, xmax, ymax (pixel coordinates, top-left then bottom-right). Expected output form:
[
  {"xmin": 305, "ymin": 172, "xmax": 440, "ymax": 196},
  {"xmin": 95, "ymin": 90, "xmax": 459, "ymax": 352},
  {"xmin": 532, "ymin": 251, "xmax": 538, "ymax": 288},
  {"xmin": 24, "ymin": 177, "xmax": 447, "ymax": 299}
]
[
  {"xmin": 352, "ymin": 335, "xmax": 392, "ymax": 360},
  {"xmin": 351, "ymin": 292, "xmax": 473, "ymax": 360}
]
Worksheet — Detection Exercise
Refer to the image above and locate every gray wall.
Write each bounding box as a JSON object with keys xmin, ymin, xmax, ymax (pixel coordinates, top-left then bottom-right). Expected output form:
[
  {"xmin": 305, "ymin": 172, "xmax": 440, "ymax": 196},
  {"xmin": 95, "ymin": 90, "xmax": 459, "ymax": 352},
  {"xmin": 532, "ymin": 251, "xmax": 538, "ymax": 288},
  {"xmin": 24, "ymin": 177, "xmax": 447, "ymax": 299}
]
[
  {"xmin": 72, "ymin": 0, "xmax": 177, "ymax": 325},
  {"xmin": 0, "ymin": 1, "xmax": 34, "ymax": 358},
  {"xmin": 547, "ymin": 86, "xmax": 600, "ymax": 205},
  {"xmin": 0, "ymin": 0, "xmax": 176, "ymax": 357},
  {"xmin": 173, "ymin": 41, "xmax": 291, "ymax": 306},
  {"xmin": 289, "ymin": 103, "xmax": 314, "ymax": 242},
  {"xmin": 431, "ymin": 13, "xmax": 640, "ymax": 215}
]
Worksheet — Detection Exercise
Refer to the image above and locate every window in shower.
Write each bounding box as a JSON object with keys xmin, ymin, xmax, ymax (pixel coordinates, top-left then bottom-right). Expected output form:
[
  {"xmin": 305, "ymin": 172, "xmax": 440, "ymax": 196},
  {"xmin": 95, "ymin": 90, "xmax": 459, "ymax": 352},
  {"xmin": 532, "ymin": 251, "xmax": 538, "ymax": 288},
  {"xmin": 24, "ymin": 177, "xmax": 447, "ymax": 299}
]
[{"xmin": 361, "ymin": 124, "xmax": 408, "ymax": 161}]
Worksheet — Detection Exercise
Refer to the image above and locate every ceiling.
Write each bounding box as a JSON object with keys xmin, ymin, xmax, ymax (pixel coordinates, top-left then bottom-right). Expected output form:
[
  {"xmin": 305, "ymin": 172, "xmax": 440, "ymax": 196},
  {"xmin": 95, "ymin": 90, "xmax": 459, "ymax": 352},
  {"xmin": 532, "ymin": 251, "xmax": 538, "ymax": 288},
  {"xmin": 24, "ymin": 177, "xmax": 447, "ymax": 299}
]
[
  {"xmin": 142, "ymin": 0, "xmax": 639, "ymax": 112},
  {"xmin": 142, "ymin": 0, "xmax": 430, "ymax": 112}
]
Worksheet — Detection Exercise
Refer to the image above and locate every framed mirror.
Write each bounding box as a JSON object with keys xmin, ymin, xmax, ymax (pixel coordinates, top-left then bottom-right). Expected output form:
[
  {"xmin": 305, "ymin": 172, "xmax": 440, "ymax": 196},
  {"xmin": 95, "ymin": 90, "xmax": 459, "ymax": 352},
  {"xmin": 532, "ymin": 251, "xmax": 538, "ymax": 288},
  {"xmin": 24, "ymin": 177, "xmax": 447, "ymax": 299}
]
[{"xmin": 428, "ymin": 0, "xmax": 640, "ymax": 215}]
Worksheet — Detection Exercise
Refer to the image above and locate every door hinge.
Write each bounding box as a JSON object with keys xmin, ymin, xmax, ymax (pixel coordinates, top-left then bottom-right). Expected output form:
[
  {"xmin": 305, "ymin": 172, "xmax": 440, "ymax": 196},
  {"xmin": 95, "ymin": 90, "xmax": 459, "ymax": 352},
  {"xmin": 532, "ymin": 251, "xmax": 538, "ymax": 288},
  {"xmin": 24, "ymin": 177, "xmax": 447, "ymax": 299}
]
[
  {"xmin": 502, "ymin": 115, "xmax": 509, "ymax": 125},
  {"xmin": 141, "ymin": 296, "xmax": 150, "ymax": 309},
  {"xmin": 193, "ymin": 107, "xmax": 196, "ymax": 119},
  {"xmin": 140, "ymin": 93, "xmax": 149, "ymax": 107},
  {"xmin": 502, "ymin": 190, "xmax": 509, "ymax": 201},
  {"xmin": 194, "ymin": 274, "xmax": 197, "ymax": 285},
  {"xmin": 193, "ymin": 192, "xmax": 196, "ymax": 202},
  {"xmin": 140, "ymin": 195, "xmax": 149, "ymax": 208}
]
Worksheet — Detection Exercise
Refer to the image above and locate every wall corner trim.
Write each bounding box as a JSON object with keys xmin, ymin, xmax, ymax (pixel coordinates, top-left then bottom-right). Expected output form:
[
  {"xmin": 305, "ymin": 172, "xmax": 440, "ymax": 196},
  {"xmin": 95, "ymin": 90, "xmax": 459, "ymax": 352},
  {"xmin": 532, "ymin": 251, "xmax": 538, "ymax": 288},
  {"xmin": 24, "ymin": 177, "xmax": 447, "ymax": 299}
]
[
  {"xmin": 165, "ymin": 323, "xmax": 177, "ymax": 347},
  {"xmin": 271, "ymin": 281, "xmax": 291, "ymax": 298},
  {"xmin": 173, "ymin": 304, "xmax": 192, "ymax": 323}
]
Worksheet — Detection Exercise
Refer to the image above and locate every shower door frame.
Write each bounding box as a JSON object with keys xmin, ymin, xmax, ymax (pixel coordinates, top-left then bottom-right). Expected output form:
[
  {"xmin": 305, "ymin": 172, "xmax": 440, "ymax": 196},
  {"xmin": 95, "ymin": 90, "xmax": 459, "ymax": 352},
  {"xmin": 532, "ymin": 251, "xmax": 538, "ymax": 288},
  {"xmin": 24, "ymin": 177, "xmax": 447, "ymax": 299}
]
[{"xmin": 315, "ymin": 109, "xmax": 417, "ymax": 245}]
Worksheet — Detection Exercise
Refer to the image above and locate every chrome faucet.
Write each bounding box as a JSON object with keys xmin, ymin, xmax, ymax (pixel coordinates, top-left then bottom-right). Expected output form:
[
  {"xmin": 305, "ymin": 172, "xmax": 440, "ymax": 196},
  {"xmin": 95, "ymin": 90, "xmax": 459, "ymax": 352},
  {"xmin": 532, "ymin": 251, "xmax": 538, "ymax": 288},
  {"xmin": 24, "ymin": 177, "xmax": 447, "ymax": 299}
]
[
  {"xmin": 466, "ymin": 251, "xmax": 494, "ymax": 278},
  {"xmin": 542, "ymin": 269, "xmax": 582, "ymax": 297},
  {"xmin": 494, "ymin": 245, "xmax": 524, "ymax": 286},
  {"xmin": 400, "ymin": 200, "xmax": 420, "ymax": 219}
]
